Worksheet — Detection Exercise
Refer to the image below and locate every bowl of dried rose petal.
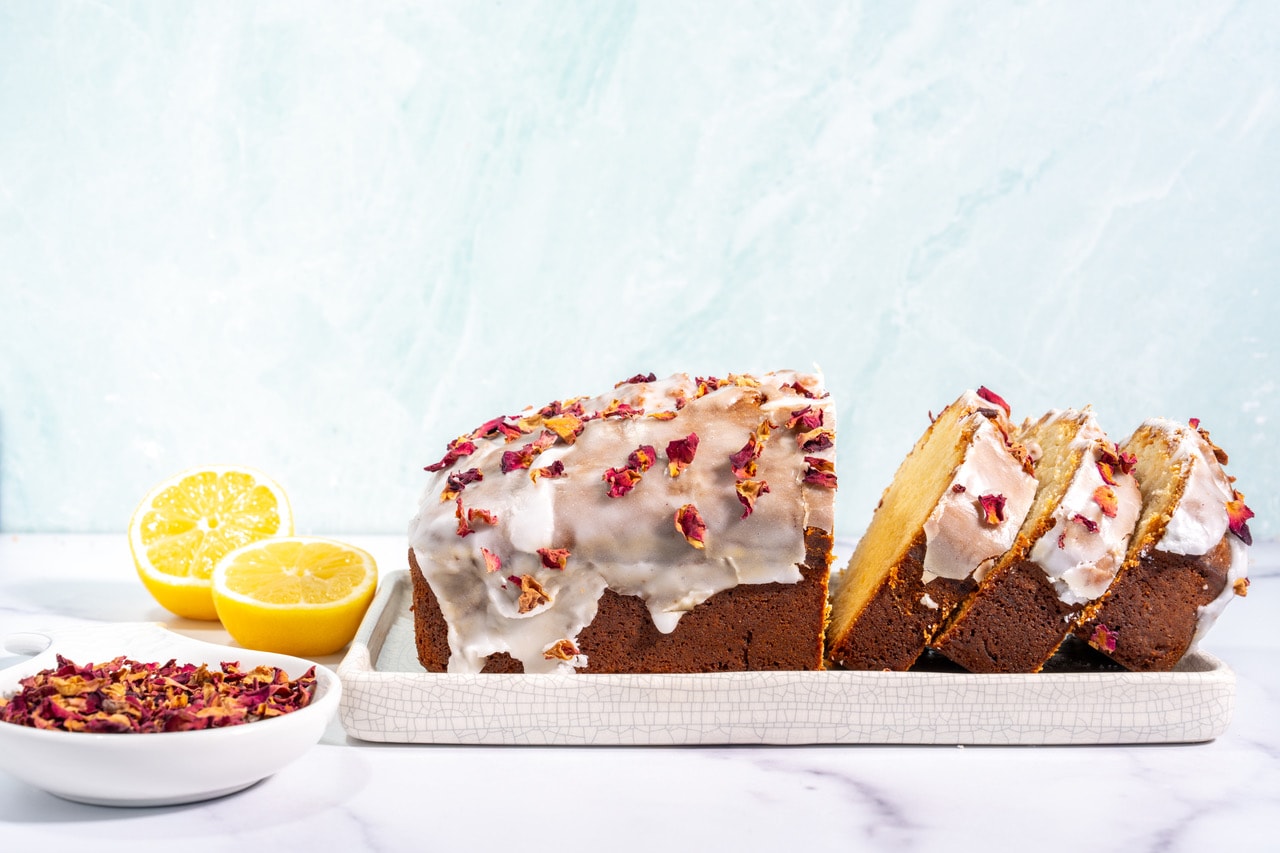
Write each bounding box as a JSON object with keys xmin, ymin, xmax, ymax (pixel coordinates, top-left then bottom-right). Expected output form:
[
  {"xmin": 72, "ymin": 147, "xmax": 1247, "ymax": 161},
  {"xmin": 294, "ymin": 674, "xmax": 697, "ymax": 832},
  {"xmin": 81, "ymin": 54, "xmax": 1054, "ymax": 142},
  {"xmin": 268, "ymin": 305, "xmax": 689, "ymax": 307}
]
[{"xmin": 0, "ymin": 622, "xmax": 340, "ymax": 806}]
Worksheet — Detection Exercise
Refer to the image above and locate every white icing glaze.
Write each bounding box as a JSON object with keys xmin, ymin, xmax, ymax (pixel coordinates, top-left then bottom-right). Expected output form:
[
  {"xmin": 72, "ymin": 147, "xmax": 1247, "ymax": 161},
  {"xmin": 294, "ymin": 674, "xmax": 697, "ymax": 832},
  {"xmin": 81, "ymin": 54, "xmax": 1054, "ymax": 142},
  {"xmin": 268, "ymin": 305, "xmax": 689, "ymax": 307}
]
[
  {"xmin": 1151, "ymin": 418, "xmax": 1235, "ymax": 556},
  {"xmin": 1026, "ymin": 411, "xmax": 1142, "ymax": 606},
  {"xmin": 408, "ymin": 370, "xmax": 836, "ymax": 673},
  {"xmin": 1192, "ymin": 535, "xmax": 1249, "ymax": 648},
  {"xmin": 922, "ymin": 393, "xmax": 1036, "ymax": 584}
]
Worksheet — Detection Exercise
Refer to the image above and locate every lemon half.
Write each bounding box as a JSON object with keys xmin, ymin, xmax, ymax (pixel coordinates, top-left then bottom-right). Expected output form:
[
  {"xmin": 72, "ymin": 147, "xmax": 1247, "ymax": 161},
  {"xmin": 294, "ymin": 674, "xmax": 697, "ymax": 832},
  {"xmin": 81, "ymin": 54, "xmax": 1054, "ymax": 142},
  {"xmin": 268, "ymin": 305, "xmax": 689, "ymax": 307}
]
[
  {"xmin": 212, "ymin": 537, "xmax": 378, "ymax": 657},
  {"xmin": 129, "ymin": 466, "xmax": 293, "ymax": 620}
]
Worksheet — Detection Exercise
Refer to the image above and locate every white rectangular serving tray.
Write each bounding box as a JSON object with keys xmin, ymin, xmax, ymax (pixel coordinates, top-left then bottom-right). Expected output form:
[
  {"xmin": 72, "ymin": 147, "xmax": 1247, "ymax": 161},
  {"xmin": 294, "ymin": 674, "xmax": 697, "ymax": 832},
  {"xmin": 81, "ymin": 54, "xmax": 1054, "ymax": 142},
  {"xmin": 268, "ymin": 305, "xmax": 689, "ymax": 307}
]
[{"xmin": 337, "ymin": 571, "xmax": 1235, "ymax": 746}]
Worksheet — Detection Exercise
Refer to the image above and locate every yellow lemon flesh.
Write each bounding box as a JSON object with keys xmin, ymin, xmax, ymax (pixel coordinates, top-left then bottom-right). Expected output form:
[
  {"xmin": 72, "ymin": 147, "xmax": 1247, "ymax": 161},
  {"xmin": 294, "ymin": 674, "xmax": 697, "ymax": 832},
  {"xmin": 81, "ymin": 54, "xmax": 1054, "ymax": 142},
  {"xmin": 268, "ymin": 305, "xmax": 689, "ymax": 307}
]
[
  {"xmin": 129, "ymin": 467, "xmax": 293, "ymax": 620},
  {"xmin": 212, "ymin": 537, "xmax": 377, "ymax": 657}
]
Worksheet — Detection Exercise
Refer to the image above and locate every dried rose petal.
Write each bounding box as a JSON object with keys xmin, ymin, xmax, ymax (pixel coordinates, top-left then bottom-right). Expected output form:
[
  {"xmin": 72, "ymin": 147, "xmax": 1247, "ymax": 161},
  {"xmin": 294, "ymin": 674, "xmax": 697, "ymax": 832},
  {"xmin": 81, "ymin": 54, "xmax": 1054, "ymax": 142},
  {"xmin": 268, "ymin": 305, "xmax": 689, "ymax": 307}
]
[
  {"xmin": 425, "ymin": 438, "xmax": 477, "ymax": 472},
  {"xmin": 599, "ymin": 399, "xmax": 645, "ymax": 419},
  {"xmin": 802, "ymin": 456, "xmax": 837, "ymax": 489},
  {"xmin": 1096, "ymin": 461, "xmax": 1118, "ymax": 487},
  {"xmin": 785, "ymin": 406, "xmax": 824, "ymax": 432},
  {"xmin": 500, "ymin": 432, "xmax": 557, "ymax": 474},
  {"xmin": 543, "ymin": 639, "xmax": 580, "ymax": 661},
  {"xmin": 617, "ymin": 372, "xmax": 657, "ymax": 386},
  {"xmin": 1090, "ymin": 624, "xmax": 1118, "ymax": 654},
  {"xmin": 976, "ymin": 386, "xmax": 1011, "ymax": 417},
  {"xmin": 666, "ymin": 433, "xmax": 700, "ymax": 477},
  {"xmin": 544, "ymin": 413, "xmax": 586, "ymax": 444},
  {"xmin": 1189, "ymin": 417, "xmax": 1201, "ymax": 429},
  {"xmin": 454, "ymin": 497, "xmax": 474, "ymax": 537},
  {"xmin": 735, "ymin": 479, "xmax": 771, "ymax": 518},
  {"xmin": 952, "ymin": 484, "xmax": 967, "ymax": 493},
  {"xmin": 1227, "ymin": 490, "xmax": 1255, "ymax": 545},
  {"xmin": 694, "ymin": 376, "xmax": 723, "ymax": 397},
  {"xmin": 0, "ymin": 656, "xmax": 314, "ymax": 733},
  {"xmin": 603, "ymin": 466, "xmax": 643, "ymax": 498},
  {"xmin": 1234, "ymin": 577, "xmax": 1250, "ymax": 597},
  {"xmin": 647, "ymin": 411, "xmax": 678, "ymax": 422},
  {"xmin": 481, "ymin": 547, "xmax": 503, "ymax": 573},
  {"xmin": 1072, "ymin": 513, "xmax": 1100, "ymax": 534},
  {"xmin": 1092, "ymin": 485, "xmax": 1119, "ymax": 518},
  {"xmin": 467, "ymin": 507, "xmax": 499, "ymax": 527},
  {"xmin": 441, "ymin": 467, "xmax": 484, "ymax": 502},
  {"xmin": 977, "ymin": 493, "xmax": 1007, "ymax": 525},
  {"xmin": 797, "ymin": 427, "xmax": 834, "ymax": 453},
  {"xmin": 472, "ymin": 415, "xmax": 526, "ymax": 443},
  {"xmin": 516, "ymin": 575, "xmax": 551, "ymax": 613},
  {"xmin": 781, "ymin": 380, "xmax": 819, "ymax": 399},
  {"xmin": 730, "ymin": 421, "xmax": 774, "ymax": 479},
  {"xmin": 674, "ymin": 504, "xmax": 707, "ymax": 549},
  {"xmin": 530, "ymin": 460, "xmax": 566, "ymax": 483},
  {"xmin": 628, "ymin": 445, "xmax": 658, "ymax": 473},
  {"xmin": 536, "ymin": 547, "xmax": 571, "ymax": 570}
]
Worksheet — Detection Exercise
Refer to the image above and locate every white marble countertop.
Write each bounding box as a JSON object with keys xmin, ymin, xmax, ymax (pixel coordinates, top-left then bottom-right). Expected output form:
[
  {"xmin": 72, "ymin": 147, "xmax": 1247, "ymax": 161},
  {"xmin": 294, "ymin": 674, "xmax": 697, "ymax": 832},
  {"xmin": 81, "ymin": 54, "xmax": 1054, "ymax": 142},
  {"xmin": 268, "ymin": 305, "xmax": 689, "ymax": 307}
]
[{"xmin": 1, "ymin": 533, "xmax": 1277, "ymax": 851}]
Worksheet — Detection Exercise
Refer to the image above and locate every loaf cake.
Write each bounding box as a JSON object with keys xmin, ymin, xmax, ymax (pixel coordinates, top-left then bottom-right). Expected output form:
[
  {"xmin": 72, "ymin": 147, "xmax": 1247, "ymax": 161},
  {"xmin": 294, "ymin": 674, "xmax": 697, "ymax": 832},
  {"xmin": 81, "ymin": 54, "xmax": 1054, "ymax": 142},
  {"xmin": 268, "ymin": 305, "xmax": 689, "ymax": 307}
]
[
  {"xmin": 825, "ymin": 388, "xmax": 1037, "ymax": 671},
  {"xmin": 407, "ymin": 370, "xmax": 837, "ymax": 674},
  {"xmin": 930, "ymin": 409, "xmax": 1142, "ymax": 672},
  {"xmin": 1072, "ymin": 418, "xmax": 1252, "ymax": 670}
]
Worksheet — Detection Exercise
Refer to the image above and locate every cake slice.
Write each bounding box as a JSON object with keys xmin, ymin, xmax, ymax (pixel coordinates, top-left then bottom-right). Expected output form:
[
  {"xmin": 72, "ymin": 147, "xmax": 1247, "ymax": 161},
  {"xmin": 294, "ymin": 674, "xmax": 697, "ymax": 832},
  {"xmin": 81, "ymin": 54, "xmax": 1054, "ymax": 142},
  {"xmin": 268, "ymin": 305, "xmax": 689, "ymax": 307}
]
[
  {"xmin": 1072, "ymin": 418, "xmax": 1252, "ymax": 670},
  {"xmin": 826, "ymin": 388, "xmax": 1036, "ymax": 670},
  {"xmin": 408, "ymin": 370, "xmax": 837, "ymax": 674},
  {"xmin": 929, "ymin": 409, "xmax": 1142, "ymax": 672}
]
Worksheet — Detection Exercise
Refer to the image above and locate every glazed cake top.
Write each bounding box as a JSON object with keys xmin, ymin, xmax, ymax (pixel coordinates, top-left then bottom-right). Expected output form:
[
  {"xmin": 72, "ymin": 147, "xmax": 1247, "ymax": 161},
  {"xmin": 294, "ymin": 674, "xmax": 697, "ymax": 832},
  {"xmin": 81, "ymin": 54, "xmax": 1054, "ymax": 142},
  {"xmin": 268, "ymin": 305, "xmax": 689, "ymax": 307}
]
[{"xmin": 408, "ymin": 370, "xmax": 837, "ymax": 673}]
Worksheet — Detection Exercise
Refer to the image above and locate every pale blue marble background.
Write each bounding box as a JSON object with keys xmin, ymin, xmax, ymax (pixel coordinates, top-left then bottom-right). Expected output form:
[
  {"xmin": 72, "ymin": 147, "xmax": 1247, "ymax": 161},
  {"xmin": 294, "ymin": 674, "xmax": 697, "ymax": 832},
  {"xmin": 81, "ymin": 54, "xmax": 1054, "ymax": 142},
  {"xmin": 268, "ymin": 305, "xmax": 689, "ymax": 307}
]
[{"xmin": 1, "ymin": 1, "xmax": 1277, "ymax": 541}]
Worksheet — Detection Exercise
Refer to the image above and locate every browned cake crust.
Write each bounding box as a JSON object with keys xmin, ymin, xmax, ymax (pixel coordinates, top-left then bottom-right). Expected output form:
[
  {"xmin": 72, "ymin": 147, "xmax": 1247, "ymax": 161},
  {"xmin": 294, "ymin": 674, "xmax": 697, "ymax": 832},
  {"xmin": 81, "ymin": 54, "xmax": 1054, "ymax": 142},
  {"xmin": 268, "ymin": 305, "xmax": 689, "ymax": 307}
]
[
  {"xmin": 825, "ymin": 537, "xmax": 974, "ymax": 671},
  {"xmin": 1072, "ymin": 535, "xmax": 1232, "ymax": 671},
  {"xmin": 931, "ymin": 558, "xmax": 1075, "ymax": 673},
  {"xmin": 410, "ymin": 527, "xmax": 833, "ymax": 673}
]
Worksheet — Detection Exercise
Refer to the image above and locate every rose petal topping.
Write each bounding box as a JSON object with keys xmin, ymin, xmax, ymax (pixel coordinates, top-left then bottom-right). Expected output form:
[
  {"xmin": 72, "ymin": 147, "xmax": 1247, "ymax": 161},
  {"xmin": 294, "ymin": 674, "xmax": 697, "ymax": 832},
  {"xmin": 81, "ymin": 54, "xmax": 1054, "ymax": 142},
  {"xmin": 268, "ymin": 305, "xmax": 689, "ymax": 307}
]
[
  {"xmin": 467, "ymin": 507, "xmax": 499, "ymax": 527},
  {"xmin": 781, "ymin": 380, "xmax": 819, "ymax": 399},
  {"xmin": 977, "ymin": 493, "xmax": 1007, "ymax": 525},
  {"xmin": 674, "ymin": 504, "xmax": 707, "ymax": 549},
  {"xmin": 603, "ymin": 466, "xmax": 643, "ymax": 498},
  {"xmin": 694, "ymin": 376, "xmax": 723, "ymax": 397},
  {"xmin": 628, "ymin": 445, "xmax": 658, "ymax": 473},
  {"xmin": 543, "ymin": 413, "xmax": 586, "ymax": 444},
  {"xmin": 976, "ymin": 386, "xmax": 1011, "ymax": 417},
  {"xmin": 802, "ymin": 456, "xmax": 837, "ymax": 489},
  {"xmin": 480, "ymin": 548, "xmax": 503, "ymax": 573},
  {"xmin": 735, "ymin": 479, "xmax": 771, "ymax": 518},
  {"xmin": 454, "ymin": 498, "xmax": 474, "ymax": 537},
  {"xmin": 1096, "ymin": 461, "xmax": 1118, "ymax": 487},
  {"xmin": 530, "ymin": 460, "xmax": 566, "ymax": 483},
  {"xmin": 730, "ymin": 421, "xmax": 774, "ymax": 479},
  {"xmin": 1090, "ymin": 624, "xmax": 1118, "ymax": 654},
  {"xmin": 425, "ymin": 438, "xmax": 477, "ymax": 472},
  {"xmin": 472, "ymin": 415, "xmax": 526, "ymax": 443},
  {"xmin": 1072, "ymin": 513, "xmax": 1100, "ymax": 533},
  {"xmin": 666, "ymin": 433, "xmax": 700, "ymax": 477},
  {"xmin": 797, "ymin": 427, "xmax": 834, "ymax": 453},
  {"xmin": 441, "ymin": 467, "xmax": 484, "ymax": 502},
  {"xmin": 617, "ymin": 372, "xmax": 657, "ymax": 386},
  {"xmin": 1227, "ymin": 490, "xmax": 1255, "ymax": 545},
  {"xmin": 543, "ymin": 639, "xmax": 580, "ymax": 661},
  {"xmin": 1189, "ymin": 417, "xmax": 1201, "ymax": 429},
  {"xmin": 516, "ymin": 575, "xmax": 551, "ymax": 613},
  {"xmin": 536, "ymin": 547, "xmax": 571, "ymax": 570},
  {"xmin": 1234, "ymin": 577, "xmax": 1250, "ymax": 597},
  {"xmin": 952, "ymin": 484, "xmax": 967, "ymax": 493},
  {"xmin": 647, "ymin": 411, "xmax": 678, "ymax": 421},
  {"xmin": 600, "ymin": 399, "xmax": 644, "ymax": 419},
  {"xmin": 1092, "ymin": 485, "xmax": 1119, "ymax": 518},
  {"xmin": 785, "ymin": 406, "xmax": 824, "ymax": 432}
]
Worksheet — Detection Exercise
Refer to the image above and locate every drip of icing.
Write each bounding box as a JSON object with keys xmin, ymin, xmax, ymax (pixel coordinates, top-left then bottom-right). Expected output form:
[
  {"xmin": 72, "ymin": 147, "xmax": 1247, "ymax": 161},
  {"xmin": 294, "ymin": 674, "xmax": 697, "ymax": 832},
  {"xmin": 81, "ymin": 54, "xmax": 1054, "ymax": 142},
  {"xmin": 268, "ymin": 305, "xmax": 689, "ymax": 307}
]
[
  {"xmin": 408, "ymin": 371, "xmax": 836, "ymax": 673},
  {"xmin": 922, "ymin": 400, "xmax": 1036, "ymax": 583},
  {"xmin": 1192, "ymin": 535, "xmax": 1249, "ymax": 649},
  {"xmin": 1027, "ymin": 413, "xmax": 1142, "ymax": 606}
]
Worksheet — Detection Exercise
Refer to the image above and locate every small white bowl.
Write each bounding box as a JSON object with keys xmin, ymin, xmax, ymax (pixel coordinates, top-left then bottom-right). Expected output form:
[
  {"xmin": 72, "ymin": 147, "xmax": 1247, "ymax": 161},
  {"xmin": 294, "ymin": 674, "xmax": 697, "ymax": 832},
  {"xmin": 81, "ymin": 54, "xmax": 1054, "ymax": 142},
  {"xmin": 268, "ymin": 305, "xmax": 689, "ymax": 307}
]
[{"xmin": 0, "ymin": 622, "xmax": 340, "ymax": 807}]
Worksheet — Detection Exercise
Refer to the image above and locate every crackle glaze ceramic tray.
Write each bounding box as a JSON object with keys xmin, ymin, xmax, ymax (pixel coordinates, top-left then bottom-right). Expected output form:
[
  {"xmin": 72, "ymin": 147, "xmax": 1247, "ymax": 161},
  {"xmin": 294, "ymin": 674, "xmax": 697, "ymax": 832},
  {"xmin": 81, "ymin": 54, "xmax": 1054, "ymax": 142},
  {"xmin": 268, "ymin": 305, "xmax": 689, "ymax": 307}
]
[{"xmin": 336, "ymin": 571, "xmax": 1235, "ymax": 746}]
